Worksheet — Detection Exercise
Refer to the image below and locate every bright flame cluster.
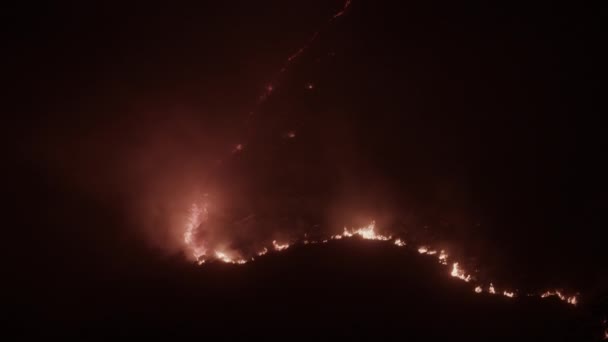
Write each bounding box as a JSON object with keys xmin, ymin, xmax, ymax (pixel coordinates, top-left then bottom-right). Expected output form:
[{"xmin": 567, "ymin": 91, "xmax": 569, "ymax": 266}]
[
  {"xmin": 450, "ymin": 263, "xmax": 472, "ymax": 282},
  {"xmin": 334, "ymin": 221, "xmax": 392, "ymax": 241}
]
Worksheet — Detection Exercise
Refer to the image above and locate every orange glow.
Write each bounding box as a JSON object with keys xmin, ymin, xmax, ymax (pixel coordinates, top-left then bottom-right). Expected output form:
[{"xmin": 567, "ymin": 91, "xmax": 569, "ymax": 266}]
[
  {"xmin": 541, "ymin": 290, "xmax": 578, "ymax": 305},
  {"xmin": 272, "ymin": 240, "xmax": 290, "ymax": 251},
  {"xmin": 339, "ymin": 221, "xmax": 391, "ymax": 241},
  {"xmin": 183, "ymin": 203, "xmax": 208, "ymax": 264},
  {"xmin": 450, "ymin": 262, "xmax": 471, "ymax": 282},
  {"xmin": 214, "ymin": 251, "xmax": 248, "ymax": 265},
  {"xmin": 183, "ymin": 206, "xmax": 581, "ymax": 309},
  {"xmin": 438, "ymin": 250, "xmax": 448, "ymax": 265}
]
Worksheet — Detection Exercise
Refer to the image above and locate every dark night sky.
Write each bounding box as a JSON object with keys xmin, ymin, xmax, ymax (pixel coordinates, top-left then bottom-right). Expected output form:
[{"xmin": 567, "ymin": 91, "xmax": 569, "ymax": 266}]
[{"xmin": 5, "ymin": 1, "xmax": 607, "ymax": 339}]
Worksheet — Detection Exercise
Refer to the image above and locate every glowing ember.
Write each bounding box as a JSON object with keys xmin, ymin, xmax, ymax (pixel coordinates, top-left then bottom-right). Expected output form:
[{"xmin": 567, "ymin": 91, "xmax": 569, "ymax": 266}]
[
  {"xmin": 438, "ymin": 250, "xmax": 448, "ymax": 265},
  {"xmin": 489, "ymin": 283, "xmax": 496, "ymax": 294},
  {"xmin": 333, "ymin": 0, "xmax": 352, "ymax": 18},
  {"xmin": 233, "ymin": 143, "xmax": 244, "ymax": 153},
  {"xmin": 475, "ymin": 286, "xmax": 483, "ymax": 293},
  {"xmin": 541, "ymin": 290, "xmax": 578, "ymax": 305},
  {"xmin": 273, "ymin": 240, "xmax": 290, "ymax": 251},
  {"xmin": 450, "ymin": 262, "xmax": 471, "ymax": 282},
  {"xmin": 418, "ymin": 246, "xmax": 428, "ymax": 254},
  {"xmin": 286, "ymin": 131, "xmax": 296, "ymax": 139},
  {"xmin": 214, "ymin": 251, "xmax": 247, "ymax": 265},
  {"xmin": 257, "ymin": 247, "xmax": 268, "ymax": 256},
  {"xmin": 394, "ymin": 239, "xmax": 406, "ymax": 247},
  {"xmin": 503, "ymin": 291, "xmax": 515, "ymax": 298},
  {"xmin": 306, "ymin": 83, "xmax": 314, "ymax": 90},
  {"xmin": 340, "ymin": 221, "xmax": 391, "ymax": 241}
]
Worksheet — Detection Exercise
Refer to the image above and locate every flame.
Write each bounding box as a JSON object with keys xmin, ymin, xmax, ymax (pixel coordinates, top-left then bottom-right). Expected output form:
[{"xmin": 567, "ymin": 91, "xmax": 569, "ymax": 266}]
[
  {"xmin": 450, "ymin": 262, "xmax": 471, "ymax": 282},
  {"xmin": 339, "ymin": 221, "xmax": 391, "ymax": 241},
  {"xmin": 541, "ymin": 290, "xmax": 578, "ymax": 306},
  {"xmin": 438, "ymin": 250, "xmax": 448, "ymax": 265},
  {"xmin": 183, "ymin": 208, "xmax": 580, "ymax": 308},
  {"xmin": 214, "ymin": 251, "xmax": 248, "ymax": 265},
  {"xmin": 183, "ymin": 203, "xmax": 208, "ymax": 264},
  {"xmin": 273, "ymin": 240, "xmax": 290, "ymax": 251}
]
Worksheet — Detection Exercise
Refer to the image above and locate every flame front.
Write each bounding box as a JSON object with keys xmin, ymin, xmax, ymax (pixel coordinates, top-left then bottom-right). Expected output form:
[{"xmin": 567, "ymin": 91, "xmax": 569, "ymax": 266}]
[{"xmin": 183, "ymin": 209, "xmax": 580, "ymax": 307}]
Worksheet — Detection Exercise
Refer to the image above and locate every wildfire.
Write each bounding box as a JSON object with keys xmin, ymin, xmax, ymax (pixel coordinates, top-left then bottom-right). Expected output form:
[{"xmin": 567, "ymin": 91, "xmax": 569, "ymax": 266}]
[
  {"xmin": 450, "ymin": 262, "xmax": 472, "ymax": 282},
  {"xmin": 183, "ymin": 203, "xmax": 208, "ymax": 264},
  {"xmin": 183, "ymin": 207, "xmax": 580, "ymax": 309},
  {"xmin": 214, "ymin": 251, "xmax": 247, "ymax": 265},
  {"xmin": 438, "ymin": 250, "xmax": 448, "ymax": 265},
  {"xmin": 339, "ymin": 221, "xmax": 391, "ymax": 241},
  {"xmin": 273, "ymin": 240, "xmax": 290, "ymax": 251},
  {"xmin": 541, "ymin": 290, "xmax": 578, "ymax": 306}
]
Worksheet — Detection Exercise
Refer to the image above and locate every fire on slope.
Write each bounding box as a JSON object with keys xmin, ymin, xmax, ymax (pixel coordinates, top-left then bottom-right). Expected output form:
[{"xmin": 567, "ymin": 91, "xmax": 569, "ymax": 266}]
[{"xmin": 182, "ymin": 202, "xmax": 578, "ymax": 307}]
